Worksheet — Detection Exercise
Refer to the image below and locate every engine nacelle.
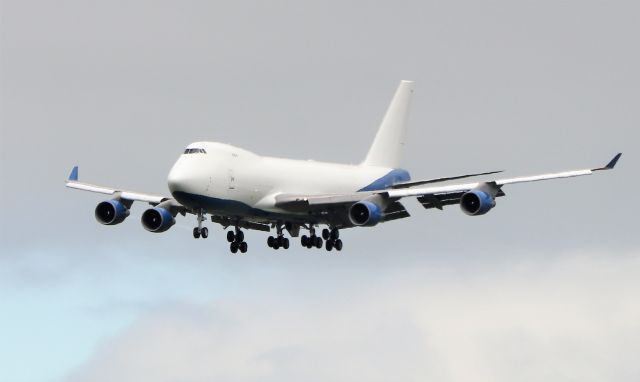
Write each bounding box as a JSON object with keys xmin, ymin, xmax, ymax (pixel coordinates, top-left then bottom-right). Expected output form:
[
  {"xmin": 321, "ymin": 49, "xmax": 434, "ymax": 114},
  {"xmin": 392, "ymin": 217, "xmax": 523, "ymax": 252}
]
[
  {"xmin": 95, "ymin": 200, "xmax": 130, "ymax": 225},
  {"xmin": 141, "ymin": 207, "xmax": 175, "ymax": 233},
  {"xmin": 460, "ymin": 189, "xmax": 496, "ymax": 216},
  {"xmin": 349, "ymin": 200, "xmax": 384, "ymax": 226}
]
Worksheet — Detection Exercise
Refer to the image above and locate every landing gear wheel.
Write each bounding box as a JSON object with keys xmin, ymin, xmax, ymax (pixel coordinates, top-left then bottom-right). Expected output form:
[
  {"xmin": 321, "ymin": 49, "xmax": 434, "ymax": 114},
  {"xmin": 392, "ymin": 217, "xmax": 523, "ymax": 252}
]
[
  {"xmin": 334, "ymin": 239, "xmax": 343, "ymax": 251},
  {"xmin": 267, "ymin": 236, "xmax": 275, "ymax": 248},
  {"xmin": 283, "ymin": 238, "xmax": 290, "ymax": 249},
  {"xmin": 322, "ymin": 229, "xmax": 330, "ymax": 240},
  {"xmin": 330, "ymin": 228, "xmax": 340, "ymax": 240},
  {"xmin": 230, "ymin": 242, "xmax": 239, "ymax": 253},
  {"xmin": 200, "ymin": 227, "xmax": 208, "ymax": 239},
  {"xmin": 193, "ymin": 228, "xmax": 201, "ymax": 239},
  {"xmin": 239, "ymin": 242, "xmax": 248, "ymax": 253},
  {"xmin": 301, "ymin": 235, "xmax": 308, "ymax": 247},
  {"xmin": 325, "ymin": 240, "xmax": 333, "ymax": 251},
  {"xmin": 315, "ymin": 237, "xmax": 323, "ymax": 248},
  {"xmin": 236, "ymin": 230, "xmax": 245, "ymax": 243},
  {"xmin": 227, "ymin": 231, "xmax": 235, "ymax": 242}
]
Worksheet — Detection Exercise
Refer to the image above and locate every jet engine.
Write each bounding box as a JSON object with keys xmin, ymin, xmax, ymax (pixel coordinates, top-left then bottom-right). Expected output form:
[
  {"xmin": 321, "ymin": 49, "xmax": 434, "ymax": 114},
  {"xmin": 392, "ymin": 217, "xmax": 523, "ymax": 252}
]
[
  {"xmin": 95, "ymin": 200, "xmax": 130, "ymax": 225},
  {"xmin": 460, "ymin": 189, "xmax": 496, "ymax": 216},
  {"xmin": 349, "ymin": 200, "xmax": 384, "ymax": 226},
  {"xmin": 141, "ymin": 207, "xmax": 176, "ymax": 233}
]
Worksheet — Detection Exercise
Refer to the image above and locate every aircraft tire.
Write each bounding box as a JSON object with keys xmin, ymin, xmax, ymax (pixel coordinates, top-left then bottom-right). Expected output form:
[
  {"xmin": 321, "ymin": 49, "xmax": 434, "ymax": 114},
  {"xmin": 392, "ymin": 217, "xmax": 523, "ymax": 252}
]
[{"xmin": 325, "ymin": 240, "xmax": 333, "ymax": 251}]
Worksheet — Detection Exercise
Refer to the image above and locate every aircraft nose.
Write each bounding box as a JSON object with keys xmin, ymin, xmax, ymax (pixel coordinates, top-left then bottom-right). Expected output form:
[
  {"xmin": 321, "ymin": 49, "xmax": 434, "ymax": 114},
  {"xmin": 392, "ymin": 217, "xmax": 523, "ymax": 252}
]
[{"xmin": 167, "ymin": 164, "xmax": 186, "ymax": 194}]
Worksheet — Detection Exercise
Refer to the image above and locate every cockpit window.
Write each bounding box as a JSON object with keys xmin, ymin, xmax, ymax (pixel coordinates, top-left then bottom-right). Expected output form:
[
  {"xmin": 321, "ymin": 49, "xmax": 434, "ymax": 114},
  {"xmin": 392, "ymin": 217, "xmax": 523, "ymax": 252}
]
[{"xmin": 184, "ymin": 148, "xmax": 206, "ymax": 154}]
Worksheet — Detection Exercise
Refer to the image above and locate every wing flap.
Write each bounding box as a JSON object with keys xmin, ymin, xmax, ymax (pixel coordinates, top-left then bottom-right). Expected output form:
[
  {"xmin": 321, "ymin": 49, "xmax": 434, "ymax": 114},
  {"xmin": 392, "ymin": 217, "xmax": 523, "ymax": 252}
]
[{"xmin": 383, "ymin": 201, "xmax": 411, "ymax": 222}]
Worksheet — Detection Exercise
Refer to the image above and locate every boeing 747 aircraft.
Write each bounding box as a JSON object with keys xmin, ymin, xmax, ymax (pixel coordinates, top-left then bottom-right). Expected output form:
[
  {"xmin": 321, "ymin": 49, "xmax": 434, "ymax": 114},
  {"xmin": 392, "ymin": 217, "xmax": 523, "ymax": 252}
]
[{"xmin": 67, "ymin": 81, "xmax": 621, "ymax": 253}]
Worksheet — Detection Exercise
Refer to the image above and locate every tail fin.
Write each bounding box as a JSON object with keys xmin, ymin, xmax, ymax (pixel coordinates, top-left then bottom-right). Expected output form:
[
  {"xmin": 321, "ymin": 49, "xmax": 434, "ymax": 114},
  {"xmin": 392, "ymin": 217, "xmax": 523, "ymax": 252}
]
[{"xmin": 362, "ymin": 80, "xmax": 415, "ymax": 168}]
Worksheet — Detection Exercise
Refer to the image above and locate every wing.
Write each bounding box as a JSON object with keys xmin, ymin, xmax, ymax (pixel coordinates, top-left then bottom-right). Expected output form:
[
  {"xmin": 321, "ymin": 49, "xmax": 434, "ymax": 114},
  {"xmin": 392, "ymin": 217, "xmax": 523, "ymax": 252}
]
[
  {"xmin": 388, "ymin": 153, "xmax": 621, "ymax": 199},
  {"xmin": 276, "ymin": 153, "xmax": 622, "ymax": 214},
  {"xmin": 65, "ymin": 166, "xmax": 184, "ymax": 209}
]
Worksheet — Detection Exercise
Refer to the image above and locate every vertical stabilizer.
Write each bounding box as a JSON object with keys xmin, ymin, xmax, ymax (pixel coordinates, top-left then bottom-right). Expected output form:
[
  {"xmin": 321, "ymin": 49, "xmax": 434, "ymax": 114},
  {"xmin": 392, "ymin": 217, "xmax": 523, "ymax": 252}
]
[{"xmin": 363, "ymin": 80, "xmax": 415, "ymax": 168}]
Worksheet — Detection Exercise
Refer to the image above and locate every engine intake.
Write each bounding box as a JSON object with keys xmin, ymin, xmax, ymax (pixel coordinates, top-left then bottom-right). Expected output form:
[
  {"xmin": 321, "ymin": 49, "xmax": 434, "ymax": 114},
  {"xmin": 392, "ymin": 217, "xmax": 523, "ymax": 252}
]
[
  {"xmin": 141, "ymin": 207, "xmax": 175, "ymax": 233},
  {"xmin": 349, "ymin": 200, "xmax": 384, "ymax": 226},
  {"xmin": 460, "ymin": 189, "xmax": 496, "ymax": 216},
  {"xmin": 95, "ymin": 200, "xmax": 130, "ymax": 225}
]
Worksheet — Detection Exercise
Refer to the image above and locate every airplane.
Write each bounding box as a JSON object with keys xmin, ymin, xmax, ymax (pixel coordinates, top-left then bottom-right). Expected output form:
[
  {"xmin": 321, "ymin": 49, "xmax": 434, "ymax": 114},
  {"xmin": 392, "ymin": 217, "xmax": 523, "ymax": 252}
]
[{"xmin": 66, "ymin": 80, "xmax": 621, "ymax": 254}]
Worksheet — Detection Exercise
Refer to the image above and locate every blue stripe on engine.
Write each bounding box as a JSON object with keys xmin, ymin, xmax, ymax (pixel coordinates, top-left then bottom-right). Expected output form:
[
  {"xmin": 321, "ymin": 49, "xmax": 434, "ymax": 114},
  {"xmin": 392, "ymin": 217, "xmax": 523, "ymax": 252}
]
[{"xmin": 358, "ymin": 168, "xmax": 411, "ymax": 191}]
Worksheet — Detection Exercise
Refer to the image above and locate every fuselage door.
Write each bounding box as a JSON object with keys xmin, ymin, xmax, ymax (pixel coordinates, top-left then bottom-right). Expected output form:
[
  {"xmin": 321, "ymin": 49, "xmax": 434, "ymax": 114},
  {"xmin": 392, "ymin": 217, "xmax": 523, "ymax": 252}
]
[
  {"xmin": 228, "ymin": 169, "xmax": 235, "ymax": 190},
  {"xmin": 228, "ymin": 152, "xmax": 238, "ymax": 190}
]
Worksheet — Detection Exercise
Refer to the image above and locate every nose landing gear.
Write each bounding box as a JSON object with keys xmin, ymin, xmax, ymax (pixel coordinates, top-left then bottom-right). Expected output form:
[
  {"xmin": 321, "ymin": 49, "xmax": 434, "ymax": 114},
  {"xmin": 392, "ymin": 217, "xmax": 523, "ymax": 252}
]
[{"xmin": 193, "ymin": 209, "xmax": 209, "ymax": 239}]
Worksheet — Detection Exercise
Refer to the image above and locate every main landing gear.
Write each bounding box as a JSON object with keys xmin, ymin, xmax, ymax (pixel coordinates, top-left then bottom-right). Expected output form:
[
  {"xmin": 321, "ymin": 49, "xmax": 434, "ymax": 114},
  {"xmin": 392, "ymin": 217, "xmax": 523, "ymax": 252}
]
[
  {"xmin": 301, "ymin": 229, "xmax": 322, "ymax": 249},
  {"xmin": 193, "ymin": 209, "xmax": 209, "ymax": 239},
  {"xmin": 227, "ymin": 227, "xmax": 248, "ymax": 254},
  {"xmin": 267, "ymin": 223, "xmax": 290, "ymax": 250},
  {"xmin": 301, "ymin": 227, "xmax": 342, "ymax": 251},
  {"xmin": 321, "ymin": 228, "xmax": 342, "ymax": 252}
]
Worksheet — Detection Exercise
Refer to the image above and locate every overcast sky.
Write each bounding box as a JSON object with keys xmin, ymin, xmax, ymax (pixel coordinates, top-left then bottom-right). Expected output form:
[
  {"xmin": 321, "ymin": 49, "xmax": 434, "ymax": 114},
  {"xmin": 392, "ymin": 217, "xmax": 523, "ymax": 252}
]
[{"xmin": 1, "ymin": 1, "xmax": 638, "ymax": 381}]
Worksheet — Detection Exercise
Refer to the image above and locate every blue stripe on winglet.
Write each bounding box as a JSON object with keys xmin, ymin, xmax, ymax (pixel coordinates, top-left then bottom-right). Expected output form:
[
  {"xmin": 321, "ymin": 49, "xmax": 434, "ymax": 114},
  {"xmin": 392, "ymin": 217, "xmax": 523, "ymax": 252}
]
[
  {"xmin": 594, "ymin": 153, "xmax": 622, "ymax": 171},
  {"xmin": 68, "ymin": 166, "xmax": 78, "ymax": 181},
  {"xmin": 605, "ymin": 153, "xmax": 622, "ymax": 169}
]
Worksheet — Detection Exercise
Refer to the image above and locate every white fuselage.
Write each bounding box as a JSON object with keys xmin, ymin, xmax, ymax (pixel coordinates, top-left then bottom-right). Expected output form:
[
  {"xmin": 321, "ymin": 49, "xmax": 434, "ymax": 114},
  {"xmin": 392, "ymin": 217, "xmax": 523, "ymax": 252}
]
[{"xmin": 167, "ymin": 142, "xmax": 405, "ymax": 218}]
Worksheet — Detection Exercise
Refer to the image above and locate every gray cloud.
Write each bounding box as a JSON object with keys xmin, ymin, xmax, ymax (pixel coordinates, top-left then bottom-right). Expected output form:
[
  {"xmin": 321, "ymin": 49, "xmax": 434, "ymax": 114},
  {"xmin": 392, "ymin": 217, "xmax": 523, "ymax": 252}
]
[{"xmin": 64, "ymin": 251, "xmax": 640, "ymax": 382}]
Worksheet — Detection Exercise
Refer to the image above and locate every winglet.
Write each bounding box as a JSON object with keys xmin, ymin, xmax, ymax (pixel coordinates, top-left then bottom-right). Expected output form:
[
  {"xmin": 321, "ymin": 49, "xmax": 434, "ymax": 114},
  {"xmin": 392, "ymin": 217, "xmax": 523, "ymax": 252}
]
[
  {"xmin": 594, "ymin": 153, "xmax": 622, "ymax": 171},
  {"xmin": 68, "ymin": 166, "xmax": 79, "ymax": 181}
]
